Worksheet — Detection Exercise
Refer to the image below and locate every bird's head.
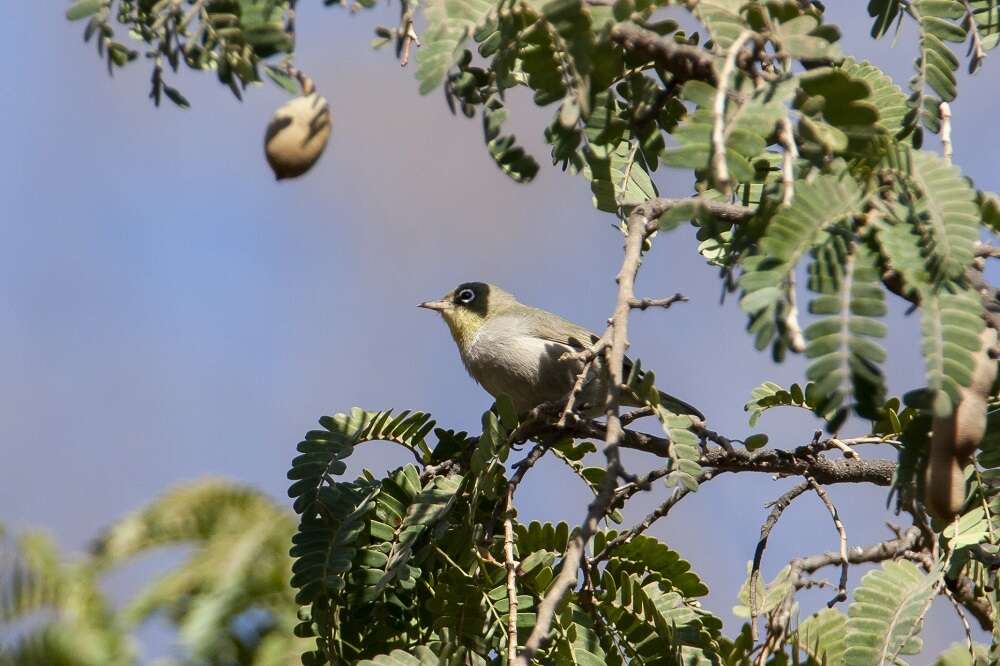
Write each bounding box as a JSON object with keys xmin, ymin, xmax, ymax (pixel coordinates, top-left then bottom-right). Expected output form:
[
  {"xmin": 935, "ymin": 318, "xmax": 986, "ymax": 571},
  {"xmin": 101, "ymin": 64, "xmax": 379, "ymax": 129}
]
[{"xmin": 419, "ymin": 282, "xmax": 517, "ymax": 350}]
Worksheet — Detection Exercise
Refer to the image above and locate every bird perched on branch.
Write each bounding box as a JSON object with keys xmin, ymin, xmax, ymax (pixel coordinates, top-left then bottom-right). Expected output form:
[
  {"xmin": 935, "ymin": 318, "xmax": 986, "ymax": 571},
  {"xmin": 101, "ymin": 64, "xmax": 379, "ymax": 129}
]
[{"xmin": 419, "ymin": 282, "xmax": 703, "ymax": 420}]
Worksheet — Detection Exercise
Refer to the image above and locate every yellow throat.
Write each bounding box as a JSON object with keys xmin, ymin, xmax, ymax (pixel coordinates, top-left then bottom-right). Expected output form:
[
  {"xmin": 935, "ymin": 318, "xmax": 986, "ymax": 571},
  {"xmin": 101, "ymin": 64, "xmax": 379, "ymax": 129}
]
[{"xmin": 441, "ymin": 307, "xmax": 488, "ymax": 354}]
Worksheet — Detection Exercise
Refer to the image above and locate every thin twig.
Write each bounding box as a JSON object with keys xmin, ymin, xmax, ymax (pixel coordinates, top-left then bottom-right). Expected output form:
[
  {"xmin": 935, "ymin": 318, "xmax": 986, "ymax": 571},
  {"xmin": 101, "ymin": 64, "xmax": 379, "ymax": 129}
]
[
  {"xmin": 940, "ymin": 101, "xmax": 953, "ymax": 163},
  {"xmin": 974, "ymin": 242, "xmax": 1000, "ymax": 260},
  {"xmin": 826, "ymin": 438, "xmax": 860, "ymax": 459},
  {"xmin": 783, "ymin": 273, "xmax": 806, "ymax": 353},
  {"xmin": 806, "ymin": 476, "xmax": 849, "ymax": 605},
  {"xmin": 712, "ymin": 30, "xmax": 755, "ymax": 194},
  {"xmin": 593, "ymin": 471, "xmax": 714, "ymax": 563},
  {"xmin": 628, "ymin": 293, "xmax": 688, "ymax": 310},
  {"xmin": 777, "ymin": 114, "xmax": 797, "ymax": 206},
  {"xmin": 620, "ymin": 406, "xmax": 653, "ymax": 425},
  {"xmin": 942, "ymin": 582, "xmax": 976, "ymax": 659},
  {"xmin": 749, "ymin": 481, "xmax": 810, "ymax": 639},
  {"xmin": 503, "ymin": 486, "xmax": 519, "ymax": 663}
]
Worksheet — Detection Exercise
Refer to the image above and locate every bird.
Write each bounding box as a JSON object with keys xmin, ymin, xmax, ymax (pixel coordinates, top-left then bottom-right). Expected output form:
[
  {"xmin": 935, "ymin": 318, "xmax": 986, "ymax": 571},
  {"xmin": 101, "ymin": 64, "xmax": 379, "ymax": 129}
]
[{"xmin": 418, "ymin": 282, "xmax": 703, "ymax": 420}]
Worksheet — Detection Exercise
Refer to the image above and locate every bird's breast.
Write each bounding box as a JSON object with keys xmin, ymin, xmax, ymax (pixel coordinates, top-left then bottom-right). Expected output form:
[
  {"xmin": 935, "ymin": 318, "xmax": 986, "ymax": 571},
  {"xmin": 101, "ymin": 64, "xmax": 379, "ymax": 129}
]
[{"xmin": 462, "ymin": 322, "xmax": 581, "ymax": 412}]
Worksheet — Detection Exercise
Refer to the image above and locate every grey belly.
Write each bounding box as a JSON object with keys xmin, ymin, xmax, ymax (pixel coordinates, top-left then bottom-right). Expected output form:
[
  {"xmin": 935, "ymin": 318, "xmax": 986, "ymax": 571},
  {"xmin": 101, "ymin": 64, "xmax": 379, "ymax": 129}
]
[{"xmin": 465, "ymin": 334, "xmax": 600, "ymax": 413}]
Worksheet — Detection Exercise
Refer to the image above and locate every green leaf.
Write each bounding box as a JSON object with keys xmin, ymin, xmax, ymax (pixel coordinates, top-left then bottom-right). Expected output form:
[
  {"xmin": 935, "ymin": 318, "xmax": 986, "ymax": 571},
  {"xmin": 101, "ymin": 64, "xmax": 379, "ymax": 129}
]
[
  {"xmin": 933, "ymin": 641, "xmax": 993, "ymax": 665},
  {"xmin": 664, "ymin": 76, "xmax": 797, "ymax": 185},
  {"xmin": 805, "ymin": 242, "xmax": 888, "ymax": 427},
  {"xmin": 919, "ymin": 286, "xmax": 985, "ymax": 415},
  {"xmin": 845, "ymin": 560, "xmax": 942, "ymax": 664},
  {"xmin": 482, "ymin": 96, "xmax": 540, "ymax": 183},
  {"xmin": 264, "ymin": 65, "xmax": 300, "ymax": 95},
  {"xmin": 739, "ymin": 172, "xmax": 865, "ymax": 352},
  {"xmin": 66, "ymin": 0, "xmax": 103, "ymax": 21},
  {"xmin": 416, "ymin": 0, "xmax": 495, "ymax": 94},
  {"xmin": 796, "ymin": 607, "xmax": 848, "ymax": 665},
  {"xmin": 745, "ymin": 381, "xmax": 838, "ymax": 425},
  {"xmin": 163, "ymin": 86, "xmax": 190, "ymax": 110},
  {"xmin": 900, "ymin": 149, "xmax": 979, "ymax": 283},
  {"xmin": 838, "ymin": 58, "xmax": 910, "ymax": 138}
]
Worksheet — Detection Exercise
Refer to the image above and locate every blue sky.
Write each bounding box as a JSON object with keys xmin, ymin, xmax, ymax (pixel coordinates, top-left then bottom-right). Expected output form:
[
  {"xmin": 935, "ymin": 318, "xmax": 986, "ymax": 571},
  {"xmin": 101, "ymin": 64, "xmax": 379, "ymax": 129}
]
[{"xmin": 3, "ymin": 3, "xmax": 1000, "ymax": 662}]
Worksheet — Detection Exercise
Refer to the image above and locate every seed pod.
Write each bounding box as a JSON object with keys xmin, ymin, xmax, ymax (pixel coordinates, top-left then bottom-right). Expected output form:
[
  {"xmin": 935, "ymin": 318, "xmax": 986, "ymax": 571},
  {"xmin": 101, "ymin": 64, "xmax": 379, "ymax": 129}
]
[
  {"xmin": 926, "ymin": 326, "xmax": 998, "ymax": 521},
  {"xmin": 264, "ymin": 92, "xmax": 332, "ymax": 180}
]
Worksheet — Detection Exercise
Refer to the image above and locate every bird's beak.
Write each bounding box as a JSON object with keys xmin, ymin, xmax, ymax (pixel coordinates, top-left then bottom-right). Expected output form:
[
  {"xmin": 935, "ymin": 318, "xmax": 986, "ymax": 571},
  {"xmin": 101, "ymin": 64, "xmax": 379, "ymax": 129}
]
[{"xmin": 418, "ymin": 299, "xmax": 450, "ymax": 311}]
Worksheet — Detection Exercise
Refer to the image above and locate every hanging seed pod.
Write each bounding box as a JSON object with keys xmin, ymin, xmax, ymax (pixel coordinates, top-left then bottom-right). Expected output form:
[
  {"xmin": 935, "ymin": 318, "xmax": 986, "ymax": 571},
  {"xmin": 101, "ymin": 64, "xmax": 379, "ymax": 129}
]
[
  {"xmin": 263, "ymin": 71, "xmax": 332, "ymax": 180},
  {"xmin": 926, "ymin": 326, "xmax": 998, "ymax": 521}
]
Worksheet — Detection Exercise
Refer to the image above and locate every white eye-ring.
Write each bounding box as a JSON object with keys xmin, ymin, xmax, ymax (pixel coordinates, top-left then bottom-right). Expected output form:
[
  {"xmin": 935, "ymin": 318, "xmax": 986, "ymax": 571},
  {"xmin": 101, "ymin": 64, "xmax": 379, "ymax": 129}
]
[{"xmin": 457, "ymin": 288, "xmax": 476, "ymax": 303}]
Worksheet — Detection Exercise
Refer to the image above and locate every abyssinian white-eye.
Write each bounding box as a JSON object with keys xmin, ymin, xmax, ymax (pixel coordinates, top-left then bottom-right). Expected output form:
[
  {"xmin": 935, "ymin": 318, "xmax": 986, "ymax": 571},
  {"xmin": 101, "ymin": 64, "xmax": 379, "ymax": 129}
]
[{"xmin": 419, "ymin": 282, "xmax": 703, "ymax": 419}]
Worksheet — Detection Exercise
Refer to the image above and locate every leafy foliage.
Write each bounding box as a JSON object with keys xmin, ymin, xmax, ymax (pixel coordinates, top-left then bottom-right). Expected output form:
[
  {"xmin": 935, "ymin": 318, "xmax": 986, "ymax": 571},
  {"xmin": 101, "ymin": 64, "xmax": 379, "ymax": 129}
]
[
  {"xmin": 282, "ymin": 407, "xmax": 723, "ymax": 664},
  {"xmin": 739, "ymin": 172, "xmax": 866, "ymax": 359},
  {"xmin": 845, "ymin": 560, "xmax": 943, "ymax": 664},
  {"xmin": 804, "ymin": 240, "xmax": 888, "ymax": 428},
  {"xmin": 66, "ymin": 0, "xmax": 297, "ymax": 105}
]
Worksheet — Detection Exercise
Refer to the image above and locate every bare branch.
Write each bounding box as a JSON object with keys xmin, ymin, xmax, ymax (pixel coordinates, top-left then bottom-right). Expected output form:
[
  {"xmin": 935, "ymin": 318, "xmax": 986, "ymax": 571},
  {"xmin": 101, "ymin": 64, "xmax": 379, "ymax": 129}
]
[
  {"xmin": 777, "ymin": 114, "xmax": 797, "ymax": 206},
  {"xmin": 941, "ymin": 583, "xmax": 976, "ymax": 658},
  {"xmin": 628, "ymin": 293, "xmax": 688, "ymax": 310},
  {"xmin": 750, "ymin": 481, "xmax": 810, "ymax": 639},
  {"xmin": 806, "ymin": 476, "xmax": 849, "ymax": 606},
  {"xmin": 610, "ymin": 23, "xmax": 719, "ymax": 85},
  {"xmin": 974, "ymin": 241, "xmax": 1000, "ymax": 259},
  {"xmin": 940, "ymin": 101, "xmax": 953, "ymax": 163},
  {"xmin": 503, "ymin": 486, "xmax": 519, "ymax": 663},
  {"xmin": 712, "ymin": 30, "xmax": 755, "ymax": 194},
  {"xmin": 783, "ymin": 273, "xmax": 806, "ymax": 353},
  {"xmin": 642, "ymin": 197, "xmax": 755, "ymax": 231},
  {"xmin": 827, "ymin": 437, "xmax": 860, "ymax": 459},
  {"xmin": 793, "ymin": 526, "xmax": 921, "ymax": 576}
]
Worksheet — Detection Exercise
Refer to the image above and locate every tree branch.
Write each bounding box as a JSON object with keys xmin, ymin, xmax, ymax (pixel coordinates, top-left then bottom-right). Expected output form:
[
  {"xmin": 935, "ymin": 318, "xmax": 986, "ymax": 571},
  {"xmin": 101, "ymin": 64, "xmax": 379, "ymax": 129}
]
[
  {"xmin": 514, "ymin": 202, "xmax": 655, "ymax": 664},
  {"xmin": 609, "ymin": 23, "xmax": 719, "ymax": 85},
  {"xmin": 503, "ymin": 486, "xmax": 519, "ymax": 663},
  {"xmin": 749, "ymin": 481, "xmax": 809, "ymax": 639},
  {"xmin": 805, "ymin": 476, "xmax": 849, "ymax": 606},
  {"xmin": 641, "ymin": 197, "xmax": 755, "ymax": 230},
  {"xmin": 793, "ymin": 526, "xmax": 922, "ymax": 576}
]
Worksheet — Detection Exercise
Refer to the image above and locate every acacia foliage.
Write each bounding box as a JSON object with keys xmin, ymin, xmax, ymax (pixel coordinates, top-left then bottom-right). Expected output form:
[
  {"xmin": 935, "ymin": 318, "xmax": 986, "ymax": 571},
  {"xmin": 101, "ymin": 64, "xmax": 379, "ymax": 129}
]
[{"xmin": 60, "ymin": 0, "xmax": 1000, "ymax": 665}]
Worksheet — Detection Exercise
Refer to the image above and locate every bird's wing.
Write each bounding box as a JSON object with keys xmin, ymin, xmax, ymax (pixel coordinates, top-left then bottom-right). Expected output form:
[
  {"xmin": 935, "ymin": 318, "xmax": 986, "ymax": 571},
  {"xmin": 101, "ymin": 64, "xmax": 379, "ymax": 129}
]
[
  {"xmin": 518, "ymin": 310, "xmax": 601, "ymax": 351},
  {"xmin": 517, "ymin": 309, "xmax": 704, "ymax": 419}
]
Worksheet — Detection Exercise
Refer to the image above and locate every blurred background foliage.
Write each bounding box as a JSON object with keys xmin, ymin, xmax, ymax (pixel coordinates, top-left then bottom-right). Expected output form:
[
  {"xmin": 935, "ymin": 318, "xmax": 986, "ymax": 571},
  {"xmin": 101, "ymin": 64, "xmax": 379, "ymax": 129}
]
[{"xmin": 1, "ymin": 480, "xmax": 307, "ymax": 665}]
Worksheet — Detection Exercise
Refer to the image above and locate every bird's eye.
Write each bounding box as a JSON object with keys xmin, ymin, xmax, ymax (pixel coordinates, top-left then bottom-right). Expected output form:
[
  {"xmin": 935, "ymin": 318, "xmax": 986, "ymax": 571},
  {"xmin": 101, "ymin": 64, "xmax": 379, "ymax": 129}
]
[{"xmin": 457, "ymin": 288, "xmax": 476, "ymax": 304}]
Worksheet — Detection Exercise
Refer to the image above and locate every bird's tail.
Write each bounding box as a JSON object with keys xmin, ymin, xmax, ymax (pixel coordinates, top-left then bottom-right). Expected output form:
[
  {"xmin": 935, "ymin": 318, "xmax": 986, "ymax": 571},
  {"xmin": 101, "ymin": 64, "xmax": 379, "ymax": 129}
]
[{"xmin": 657, "ymin": 390, "xmax": 704, "ymax": 422}]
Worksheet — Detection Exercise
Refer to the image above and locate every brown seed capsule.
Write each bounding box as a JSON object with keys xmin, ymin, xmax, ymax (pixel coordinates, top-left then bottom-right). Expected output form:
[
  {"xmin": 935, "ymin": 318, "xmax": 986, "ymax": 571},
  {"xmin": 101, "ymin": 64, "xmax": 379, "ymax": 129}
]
[
  {"xmin": 926, "ymin": 326, "xmax": 998, "ymax": 521},
  {"xmin": 263, "ymin": 92, "xmax": 332, "ymax": 180}
]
